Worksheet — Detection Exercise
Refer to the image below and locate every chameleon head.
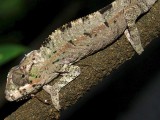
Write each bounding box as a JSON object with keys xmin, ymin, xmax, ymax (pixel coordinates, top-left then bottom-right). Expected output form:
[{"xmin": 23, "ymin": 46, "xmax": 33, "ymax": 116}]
[
  {"xmin": 5, "ymin": 66, "xmax": 32, "ymax": 101},
  {"xmin": 5, "ymin": 65, "xmax": 42, "ymax": 102},
  {"xmin": 5, "ymin": 50, "xmax": 45, "ymax": 101}
]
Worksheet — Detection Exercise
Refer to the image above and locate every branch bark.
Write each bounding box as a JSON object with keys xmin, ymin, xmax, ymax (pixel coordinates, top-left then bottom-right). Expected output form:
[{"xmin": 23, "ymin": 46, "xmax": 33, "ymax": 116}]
[{"xmin": 5, "ymin": 1, "xmax": 160, "ymax": 120}]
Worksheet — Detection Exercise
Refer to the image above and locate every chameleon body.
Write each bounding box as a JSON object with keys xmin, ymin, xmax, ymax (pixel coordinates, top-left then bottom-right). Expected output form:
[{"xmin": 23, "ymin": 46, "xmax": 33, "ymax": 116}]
[{"xmin": 5, "ymin": 0, "xmax": 157, "ymax": 110}]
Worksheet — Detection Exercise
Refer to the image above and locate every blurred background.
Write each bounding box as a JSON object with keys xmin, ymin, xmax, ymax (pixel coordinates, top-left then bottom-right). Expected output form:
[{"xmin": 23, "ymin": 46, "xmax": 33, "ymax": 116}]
[{"xmin": 0, "ymin": 0, "xmax": 160, "ymax": 119}]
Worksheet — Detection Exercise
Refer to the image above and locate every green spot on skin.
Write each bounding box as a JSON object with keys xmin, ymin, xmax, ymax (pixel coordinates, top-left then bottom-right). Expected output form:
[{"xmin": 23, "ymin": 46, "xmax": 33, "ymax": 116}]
[
  {"xmin": 53, "ymin": 51, "xmax": 57, "ymax": 53},
  {"xmin": 48, "ymin": 55, "xmax": 51, "ymax": 58}
]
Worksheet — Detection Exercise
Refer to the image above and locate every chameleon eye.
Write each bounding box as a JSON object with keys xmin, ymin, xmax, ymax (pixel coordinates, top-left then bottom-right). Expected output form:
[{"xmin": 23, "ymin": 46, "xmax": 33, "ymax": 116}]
[
  {"xmin": 11, "ymin": 69, "xmax": 29, "ymax": 86},
  {"xmin": 21, "ymin": 74, "xmax": 25, "ymax": 78}
]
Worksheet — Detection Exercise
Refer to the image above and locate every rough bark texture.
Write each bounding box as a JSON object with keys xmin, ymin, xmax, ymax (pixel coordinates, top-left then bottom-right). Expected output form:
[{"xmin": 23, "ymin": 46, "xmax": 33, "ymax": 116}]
[{"xmin": 5, "ymin": 1, "xmax": 160, "ymax": 120}]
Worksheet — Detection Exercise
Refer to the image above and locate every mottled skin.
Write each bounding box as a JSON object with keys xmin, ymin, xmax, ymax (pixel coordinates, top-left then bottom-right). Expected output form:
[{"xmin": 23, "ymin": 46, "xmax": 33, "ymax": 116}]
[{"xmin": 5, "ymin": 0, "xmax": 157, "ymax": 110}]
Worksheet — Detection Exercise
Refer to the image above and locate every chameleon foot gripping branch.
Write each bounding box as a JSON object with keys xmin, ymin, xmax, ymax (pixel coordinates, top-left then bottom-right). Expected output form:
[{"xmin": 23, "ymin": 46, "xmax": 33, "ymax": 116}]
[
  {"xmin": 5, "ymin": 0, "xmax": 157, "ymax": 111},
  {"xmin": 43, "ymin": 64, "xmax": 80, "ymax": 110}
]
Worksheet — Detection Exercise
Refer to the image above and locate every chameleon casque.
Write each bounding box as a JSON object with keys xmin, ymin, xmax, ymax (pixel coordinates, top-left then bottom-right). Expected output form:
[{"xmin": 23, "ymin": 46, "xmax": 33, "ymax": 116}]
[{"xmin": 5, "ymin": 0, "xmax": 157, "ymax": 110}]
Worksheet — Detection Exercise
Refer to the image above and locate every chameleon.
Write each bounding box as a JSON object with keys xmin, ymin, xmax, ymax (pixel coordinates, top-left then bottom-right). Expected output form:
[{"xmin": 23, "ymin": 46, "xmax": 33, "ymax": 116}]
[{"xmin": 5, "ymin": 0, "xmax": 157, "ymax": 110}]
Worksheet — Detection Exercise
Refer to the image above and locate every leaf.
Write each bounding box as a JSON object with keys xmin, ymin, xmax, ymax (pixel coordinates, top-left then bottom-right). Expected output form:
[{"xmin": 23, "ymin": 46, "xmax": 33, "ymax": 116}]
[{"xmin": 0, "ymin": 44, "xmax": 27, "ymax": 66}]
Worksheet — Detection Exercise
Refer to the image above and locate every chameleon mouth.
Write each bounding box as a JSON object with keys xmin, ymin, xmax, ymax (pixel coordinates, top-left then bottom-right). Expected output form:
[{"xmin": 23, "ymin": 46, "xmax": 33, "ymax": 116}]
[{"xmin": 5, "ymin": 90, "xmax": 22, "ymax": 101}]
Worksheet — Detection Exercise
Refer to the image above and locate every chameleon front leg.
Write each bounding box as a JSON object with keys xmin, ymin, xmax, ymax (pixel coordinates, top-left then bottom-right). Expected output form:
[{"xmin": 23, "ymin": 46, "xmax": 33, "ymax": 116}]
[
  {"xmin": 43, "ymin": 64, "xmax": 80, "ymax": 110},
  {"xmin": 124, "ymin": 4, "xmax": 144, "ymax": 55}
]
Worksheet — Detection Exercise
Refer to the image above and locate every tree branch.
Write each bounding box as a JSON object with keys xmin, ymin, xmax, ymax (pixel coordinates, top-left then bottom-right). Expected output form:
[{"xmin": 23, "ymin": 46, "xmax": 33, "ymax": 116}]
[{"xmin": 5, "ymin": 1, "xmax": 160, "ymax": 120}]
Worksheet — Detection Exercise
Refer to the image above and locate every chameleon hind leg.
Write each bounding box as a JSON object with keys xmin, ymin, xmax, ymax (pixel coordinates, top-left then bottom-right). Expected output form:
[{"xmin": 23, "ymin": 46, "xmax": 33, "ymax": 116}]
[
  {"xmin": 43, "ymin": 64, "xmax": 80, "ymax": 110},
  {"xmin": 124, "ymin": 4, "xmax": 145, "ymax": 55}
]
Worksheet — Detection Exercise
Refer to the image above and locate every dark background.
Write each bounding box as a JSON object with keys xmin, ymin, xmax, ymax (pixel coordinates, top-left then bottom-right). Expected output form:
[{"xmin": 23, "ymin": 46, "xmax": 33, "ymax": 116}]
[{"xmin": 0, "ymin": 0, "xmax": 160, "ymax": 119}]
